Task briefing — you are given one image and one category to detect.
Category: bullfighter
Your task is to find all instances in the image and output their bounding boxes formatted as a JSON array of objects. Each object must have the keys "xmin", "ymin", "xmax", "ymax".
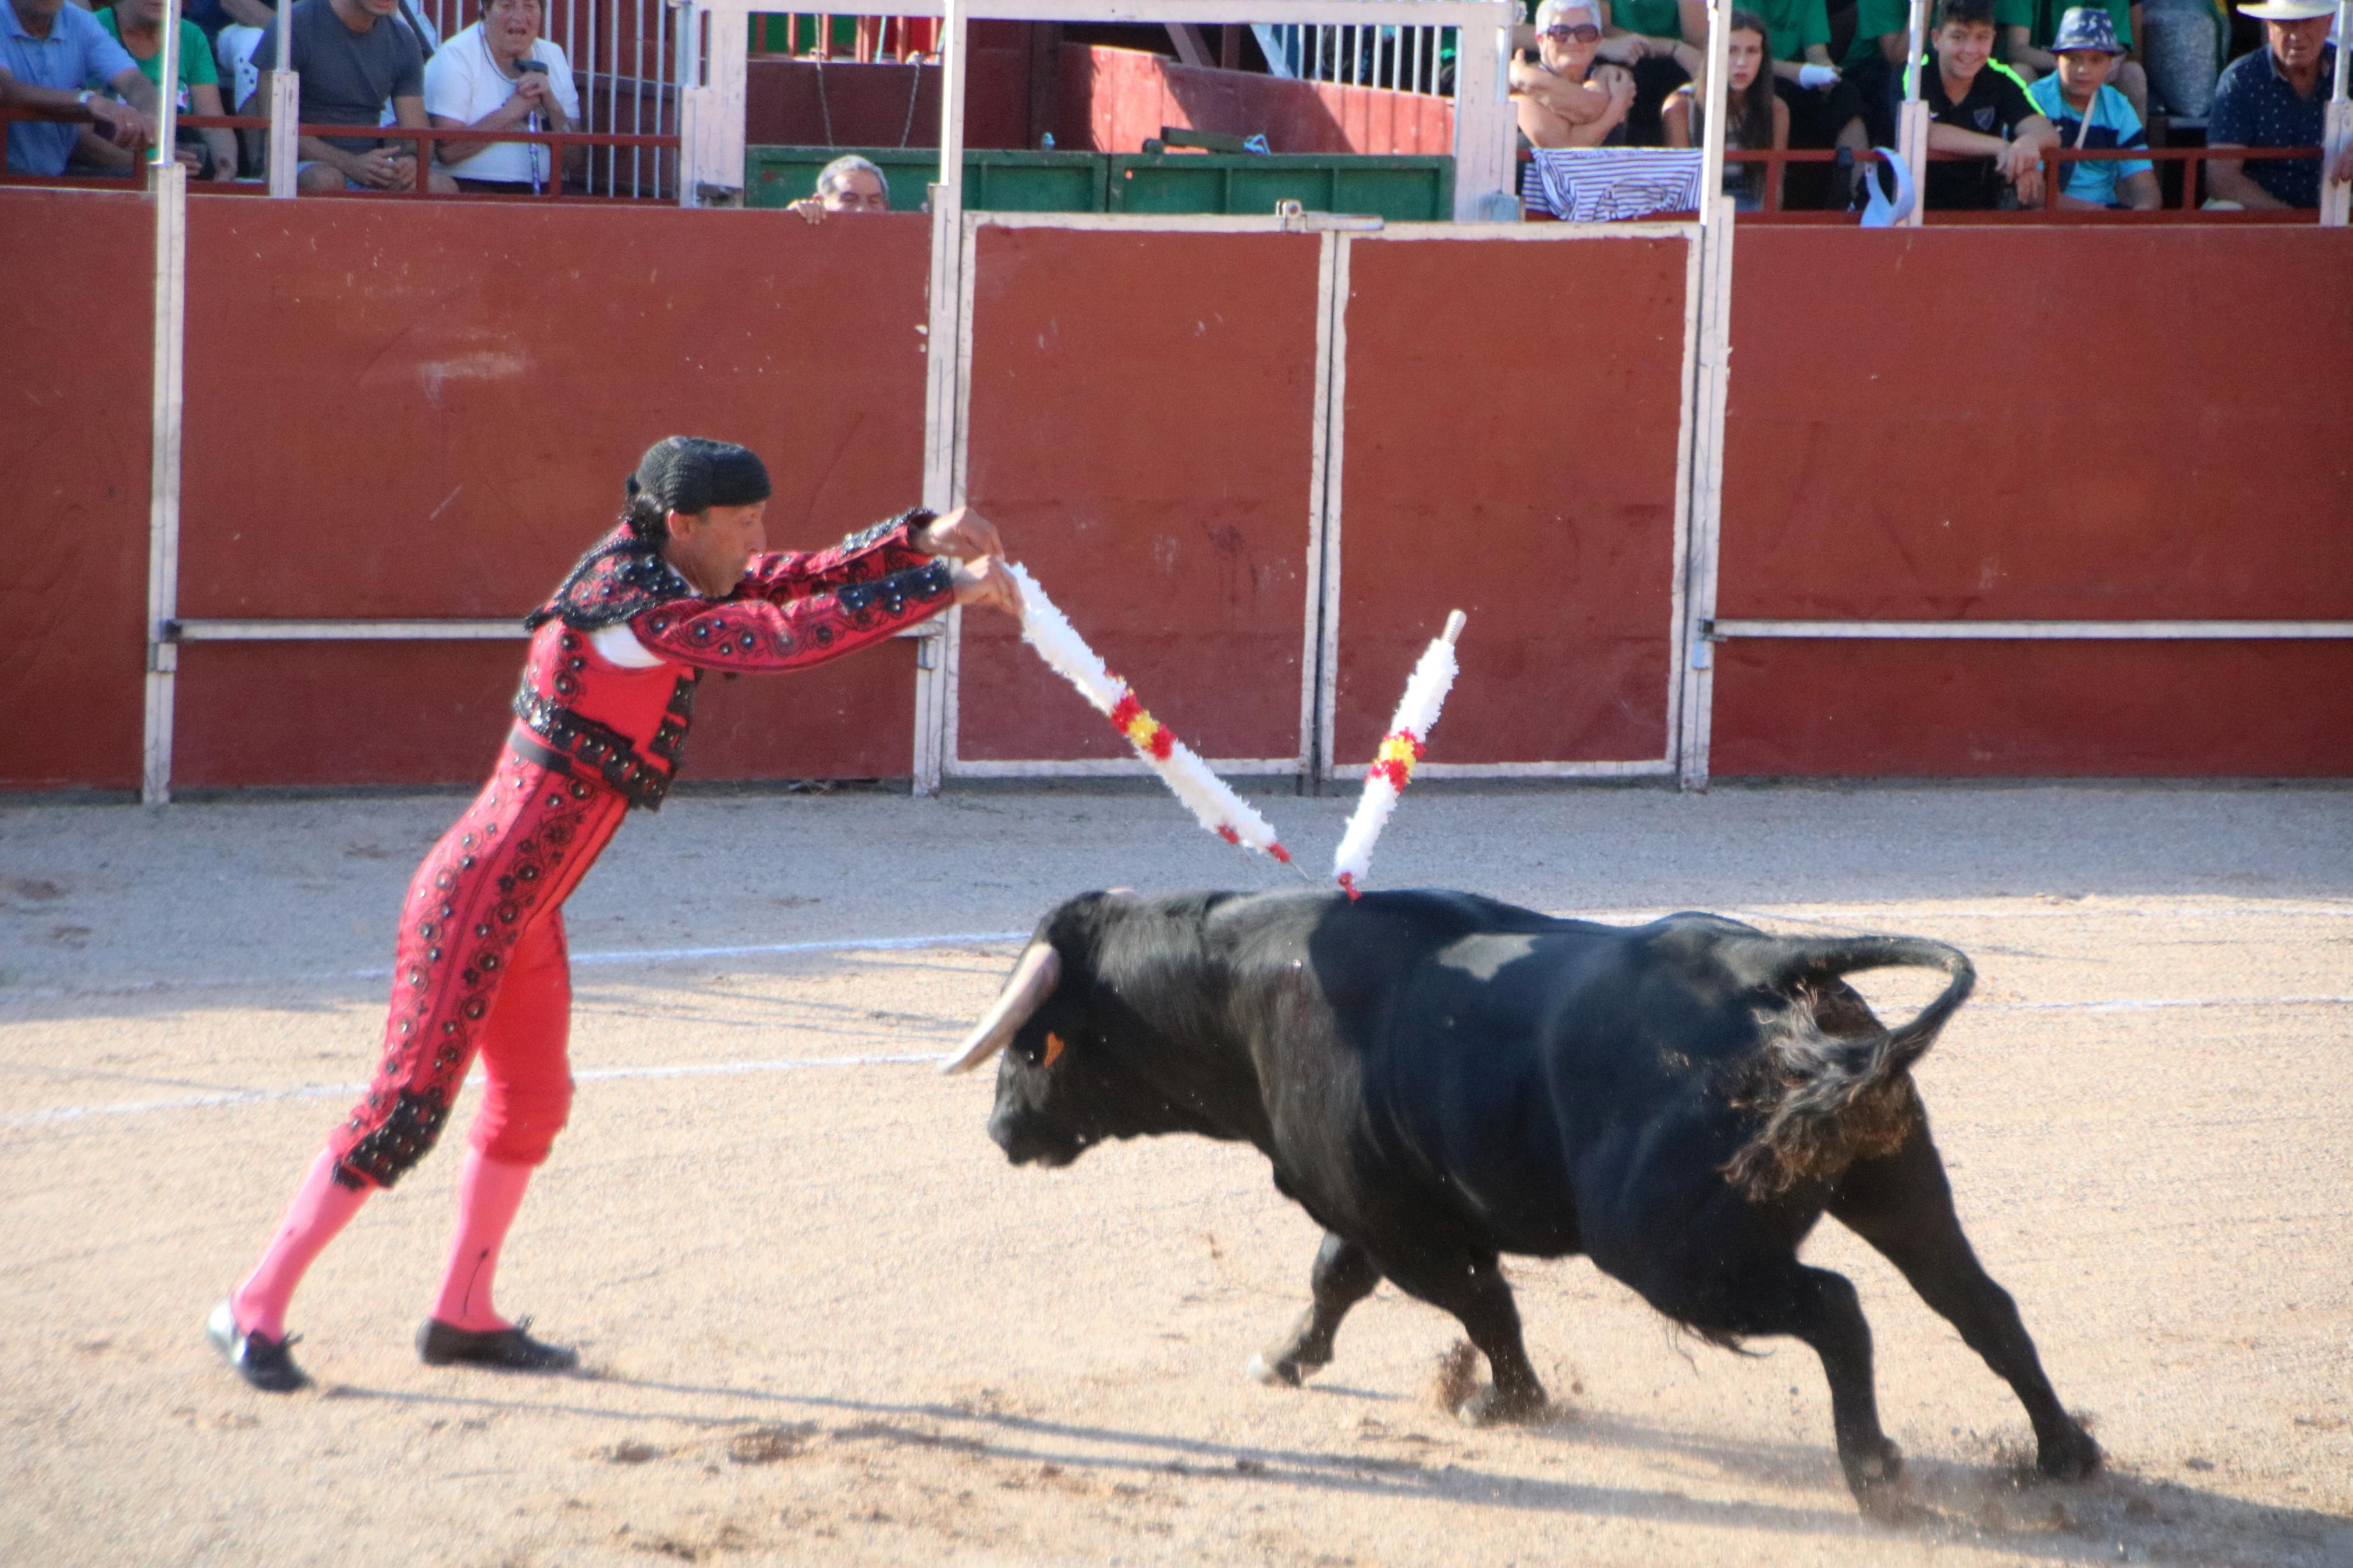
[{"xmin": 209, "ymin": 435, "xmax": 1020, "ymax": 1392}]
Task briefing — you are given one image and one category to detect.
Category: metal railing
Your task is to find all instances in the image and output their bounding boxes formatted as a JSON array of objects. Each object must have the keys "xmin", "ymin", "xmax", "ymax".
[
  {"xmin": 1634, "ymin": 143, "xmax": 2335, "ymax": 219},
  {"xmin": 1255, "ymin": 13, "xmax": 1455, "ymax": 93},
  {"xmin": 401, "ymin": 0, "xmax": 679, "ymax": 195},
  {"xmin": 0, "ymin": 106, "xmax": 679, "ymax": 198},
  {"xmin": 748, "ymin": 13, "xmax": 941, "ymax": 59}
]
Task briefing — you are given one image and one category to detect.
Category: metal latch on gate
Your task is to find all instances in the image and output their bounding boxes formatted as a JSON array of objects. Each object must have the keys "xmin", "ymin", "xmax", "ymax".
[{"xmin": 1276, "ymin": 200, "xmax": 1383, "ymax": 234}]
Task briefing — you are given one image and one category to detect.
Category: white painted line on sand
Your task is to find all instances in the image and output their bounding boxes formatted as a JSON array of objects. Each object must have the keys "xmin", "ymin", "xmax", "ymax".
[
  {"xmin": 0, "ymin": 931, "xmax": 1032, "ymax": 1002},
  {"xmin": 2, "ymin": 1051, "xmax": 947, "ymax": 1129},
  {"xmin": 6, "ymin": 993, "xmax": 2346, "ymax": 1131}
]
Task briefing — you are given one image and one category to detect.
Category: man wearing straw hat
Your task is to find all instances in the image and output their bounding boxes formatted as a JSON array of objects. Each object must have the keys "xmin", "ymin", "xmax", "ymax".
[{"xmin": 2205, "ymin": 0, "xmax": 2348, "ymax": 207}]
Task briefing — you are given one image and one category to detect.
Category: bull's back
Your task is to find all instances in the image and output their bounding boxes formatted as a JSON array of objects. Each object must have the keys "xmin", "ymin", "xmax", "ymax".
[{"xmin": 1296, "ymin": 895, "xmax": 1771, "ymax": 1257}]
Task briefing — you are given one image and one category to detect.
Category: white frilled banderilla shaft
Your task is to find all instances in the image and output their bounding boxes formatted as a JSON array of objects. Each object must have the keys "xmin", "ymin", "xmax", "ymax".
[
  {"xmin": 1005, "ymin": 563, "xmax": 1299, "ymax": 872},
  {"xmin": 1332, "ymin": 610, "xmax": 1465, "ymax": 899}
]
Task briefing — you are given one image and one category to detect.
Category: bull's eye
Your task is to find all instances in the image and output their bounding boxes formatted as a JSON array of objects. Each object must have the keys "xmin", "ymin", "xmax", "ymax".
[{"xmin": 1042, "ymin": 1032, "xmax": 1067, "ymax": 1069}]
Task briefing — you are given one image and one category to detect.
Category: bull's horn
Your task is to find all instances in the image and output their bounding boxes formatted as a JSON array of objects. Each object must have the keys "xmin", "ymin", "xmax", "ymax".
[{"xmin": 939, "ymin": 942, "xmax": 1062, "ymax": 1075}]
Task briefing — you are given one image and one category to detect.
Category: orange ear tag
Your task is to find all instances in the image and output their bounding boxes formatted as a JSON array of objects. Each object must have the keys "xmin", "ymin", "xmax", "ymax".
[{"xmin": 1042, "ymin": 1032, "xmax": 1067, "ymax": 1069}]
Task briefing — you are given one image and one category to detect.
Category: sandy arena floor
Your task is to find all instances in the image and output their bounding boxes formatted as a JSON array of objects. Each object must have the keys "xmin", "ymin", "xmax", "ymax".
[{"xmin": 2, "ymin": 781, "xmax": 2348, "ymax": 1567}]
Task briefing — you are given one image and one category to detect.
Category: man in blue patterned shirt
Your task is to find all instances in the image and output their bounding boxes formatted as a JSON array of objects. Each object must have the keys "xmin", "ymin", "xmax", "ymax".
[{"xmin": 2206, "ymin": 0, "xmax": 2348, "ymax": 208}]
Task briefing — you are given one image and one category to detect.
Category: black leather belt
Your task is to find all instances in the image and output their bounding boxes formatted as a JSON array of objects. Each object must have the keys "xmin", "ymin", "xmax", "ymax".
[{"xmin": 508, "ymin": 686, "xmax": 687, "ymax": 811}]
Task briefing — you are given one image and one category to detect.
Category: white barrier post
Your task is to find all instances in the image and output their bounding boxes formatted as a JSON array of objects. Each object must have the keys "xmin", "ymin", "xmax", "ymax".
[
  {"xmin": 913, "ymin": 0, "xmax": 969, "ymax": 794},
  {"xmin": 1449, "ymin": 0, "xmax": 1516, "ymax": 219},
  {"xmin": 144, "ymin": 155, "xmax": 190, "ymax": 805},
  {"xmin": 2322, "ymin": 0, "xmax": 2350, "ymax": 226},
  {"xmin": 1896, "ymin": 0, "xmax": 1929, "ymax": 225},
  {"xmin": 266, "ymin": 0, "xmax": 299, "ymax": 198}
]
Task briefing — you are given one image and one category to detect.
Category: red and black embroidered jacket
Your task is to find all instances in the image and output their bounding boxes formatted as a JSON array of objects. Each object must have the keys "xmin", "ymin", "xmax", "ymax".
[{"xmin": 508, "ymin": 510, "xmax": 953, "ymax": 808}]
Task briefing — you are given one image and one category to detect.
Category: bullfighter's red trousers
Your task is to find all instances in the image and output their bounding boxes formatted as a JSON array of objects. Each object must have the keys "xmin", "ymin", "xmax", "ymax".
[{"xmin": 327, "ymin": 749, "xmax": 626, "ymax": 1188}]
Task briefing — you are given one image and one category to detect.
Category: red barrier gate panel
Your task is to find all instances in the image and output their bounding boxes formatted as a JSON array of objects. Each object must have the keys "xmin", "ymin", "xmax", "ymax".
[
  {"xmin": 0, "ymin": 190, "xmax": 154, "ymax": 793},
  {"xmin": 1713, "ymin": 227, "xmax": 2353, "ymax": 777},
  {"xmin": 951, "ymin": 219, "xmax": 1324, "ymax": 773},
  {"xmin": 1327, "ymin": 227, "xmax": 1696, "ymax": 776},
  {"xmin": 173, "ymin": 202, "xmax": 934, "ymax": 788}
]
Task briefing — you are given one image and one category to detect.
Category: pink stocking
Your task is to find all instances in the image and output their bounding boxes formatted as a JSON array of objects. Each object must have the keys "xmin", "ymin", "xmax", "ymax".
[
  {"xmin": 232, "ymin": 1147, "xmax": 371, "ymax": 1340},
  {"xmin": 430, "ymin": 1149, "xmax": 535, "ymax": 1332}
]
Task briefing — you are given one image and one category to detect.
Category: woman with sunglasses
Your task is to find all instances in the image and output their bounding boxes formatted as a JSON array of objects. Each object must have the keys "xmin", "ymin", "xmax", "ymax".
[{"xmin": 1513, "ymin": 0, "xmax": 1637, "ymax": 146}]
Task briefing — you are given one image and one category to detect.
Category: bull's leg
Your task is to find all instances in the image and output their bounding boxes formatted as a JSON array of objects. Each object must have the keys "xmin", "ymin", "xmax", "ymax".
[
  {"xmin": 1379, "ymin": 1249, "xmax": 1548, "ymax": 1425},
  {"xmin": 1830, "ymin": 1126, "xmax": 2102, "ymax": 1482},
  {"xmin": 1691, "ymin": 1261, "xmax": 1905, "ymax": 1514},
  {"xmin": 1249, "ymin": 1231, "xmax": 1382, "ymax": 1388}
]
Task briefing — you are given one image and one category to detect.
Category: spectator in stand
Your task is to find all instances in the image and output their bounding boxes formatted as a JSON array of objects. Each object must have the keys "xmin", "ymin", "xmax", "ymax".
[
  {"xmin": 2002, "ymin": 0, "xmax": 2149, "ymax": 116},
  {"xmin": 424, "ymin": 0, "xmax": 581, "ymax": 192},
  {"xmin": 2, "ymin": 0, "xmax": 158, "ymax": 175},
  {"xmin": 241, "ymin": 0, "xmax": 456, "ymax": 193},
  {"xmin": 2205, "ymin": 0, "xmax": 2347, "ymax": 209},
  {"xmin": 1742, "ymin": 0, "xmax": 1851, "ymax": 202},
  {"xmin": 787, "ymin": 153, "xmax": 893, "ymax": 221},
  {"xmin": 90, "ymin": 0, "xmax": 239, "ymax": 180},
  {"xmin": 1838, "ymin": 0, "xmax": 1914, "ymax": 170},
  {"xmin": 1663, "ymin": 9, "xmax": 1791, "ymax": 208},
  {"xmin": 1593, "ymin": 0, "xmax": 1704, "ymax": 145},
  {"xmin": 1513, "ymin": 0, "xmax": 1637, "ymax": 147},
  {"xmin": 2025, "ymin": 6, "xmax": 2159, "ymax": 207},
  {"xmin": 1920, "ymin": 0, "xmax": 2058, "ymax": 207}
]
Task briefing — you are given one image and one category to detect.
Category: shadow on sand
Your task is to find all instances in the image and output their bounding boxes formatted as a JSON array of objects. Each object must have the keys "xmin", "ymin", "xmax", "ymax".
[{"xmin": 312, "ymin": 1370, "xmax": 2351, "ymax": 1565}]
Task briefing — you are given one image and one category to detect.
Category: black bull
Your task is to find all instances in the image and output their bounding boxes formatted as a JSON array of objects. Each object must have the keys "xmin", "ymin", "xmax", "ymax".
[{"xmin": 942, "ymin": 888, "xmax": 2101, "ymax": 1513}]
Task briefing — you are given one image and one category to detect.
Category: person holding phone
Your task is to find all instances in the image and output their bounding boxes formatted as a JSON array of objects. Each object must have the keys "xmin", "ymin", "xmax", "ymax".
[{"xmin": 422, "ymin": 0, "xmax": 579, "ymax": 191}]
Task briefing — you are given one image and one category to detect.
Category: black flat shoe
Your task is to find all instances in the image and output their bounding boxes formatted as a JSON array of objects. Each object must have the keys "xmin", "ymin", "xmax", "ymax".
[
  {"xmin": 416, "ymin": 1315, "xmax": 578, "ymax": 1371},
  {"xmin": 207, "ymin": 1298, "xmax": 310, "ymax": 1393}
]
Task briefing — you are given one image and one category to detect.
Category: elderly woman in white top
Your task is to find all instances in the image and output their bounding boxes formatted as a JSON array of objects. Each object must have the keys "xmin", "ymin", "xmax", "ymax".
[{"xmin": 423, "ymin": 0, "xmax": 581, "ymax": 190}]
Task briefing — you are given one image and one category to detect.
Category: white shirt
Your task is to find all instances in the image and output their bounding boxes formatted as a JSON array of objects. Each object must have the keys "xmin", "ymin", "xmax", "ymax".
[{"xmin": 421, "ymin": 22, "xmax": 578, "ymax": 186}]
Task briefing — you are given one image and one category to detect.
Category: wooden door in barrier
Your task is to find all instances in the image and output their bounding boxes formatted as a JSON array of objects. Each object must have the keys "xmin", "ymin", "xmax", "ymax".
[
  {"xmin": 1324, "ymin": 228, "xmax": 1696, "ymax": 778},
  {"xmin": 950, "ymin": 221, "xmax": 1325, "ymax": 774},
  {"xmin": 0, "ymin": 190, "xmax": 154, "ymax": 793},
  {"xmin": 172, "ymin": 202, "xmax": 934, "ymax": 790}
]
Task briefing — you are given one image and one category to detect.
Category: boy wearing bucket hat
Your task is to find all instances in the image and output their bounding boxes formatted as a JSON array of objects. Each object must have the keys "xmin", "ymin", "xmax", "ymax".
[
  {"xmin": 2001, "ymin": 0, "xmax": 2149, "ymax": 119},
  {"xmin": 2206, "ymin": 0, "xmax": 2345, "ymax": 208},
  {"xmin": 2024, "ymin": 6, "xmax": 2160, "ymax": 207}
]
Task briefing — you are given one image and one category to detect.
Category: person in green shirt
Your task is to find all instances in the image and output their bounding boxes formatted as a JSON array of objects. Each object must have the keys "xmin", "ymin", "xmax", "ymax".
[{"xmin": 93, "ymin": 0, "xmax": 236, "ymax": 179}]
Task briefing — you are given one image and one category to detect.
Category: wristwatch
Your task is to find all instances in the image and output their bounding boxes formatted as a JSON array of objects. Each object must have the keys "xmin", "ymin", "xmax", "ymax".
[{"xmin": 76, "ymin": 89, "xmax": 95, "ymax": 109}]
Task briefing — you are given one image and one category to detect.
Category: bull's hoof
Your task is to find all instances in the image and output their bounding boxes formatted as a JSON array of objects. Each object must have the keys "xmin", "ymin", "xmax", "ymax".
[
  {"xmin": 1844, "ymin": 1440, "xmax": 1918, "ymax": 1521},
  {"xmin": 1247, "ymin": 1353, "xmax": 1304, "ymax": 1388},
  {"xmin": 2036, "ymin": 1421, "xmax": 2103, "ymax": 1482},
  {"xmin": 1456, "ymin": 1381, "xmax": 1548, "ymax": 1427}
]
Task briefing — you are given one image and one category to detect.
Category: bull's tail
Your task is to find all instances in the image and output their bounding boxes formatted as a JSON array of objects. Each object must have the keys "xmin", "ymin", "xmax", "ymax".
[{"xmin": 1723, "ymin": 935, "xmax": 1975, "ymax": 1199}]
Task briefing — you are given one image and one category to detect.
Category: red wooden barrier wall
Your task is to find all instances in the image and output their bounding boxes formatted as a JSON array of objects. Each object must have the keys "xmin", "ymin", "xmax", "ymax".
[
  {"xmin": 7, "ymin": 207, "xmax": 2351, "ymax": 795},
  {"xmin": 1332, "ymin": 233, "xmax": 1690, "ymax": 769},
  {"xmin": 1713, "ymin": 226, "xmax": 2353, "ymax": 776},
  {"xmin": 954, "ymin": 224, "xmax": 1323, "ymax": 767},
  {"xmin": 172, "ymin": 200, "xmax": 934, "ymax": 789},
  {"xmin": 0, "ymin": 191, "xmax": 152, "ymax": 792}
]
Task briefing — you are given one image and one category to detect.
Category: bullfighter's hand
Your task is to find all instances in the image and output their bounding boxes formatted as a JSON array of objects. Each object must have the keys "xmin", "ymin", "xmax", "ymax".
[
  {"xmin": 949, "ymin": 556, "xmax": 1023, "ymax": 618},
  {"xmin": 915, "ymin": 506, "xmax": 1005, "ymax": 562}
]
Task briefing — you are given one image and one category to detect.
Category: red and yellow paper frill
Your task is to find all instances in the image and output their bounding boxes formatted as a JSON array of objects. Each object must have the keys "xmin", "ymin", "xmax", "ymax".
[
  {"xmin": 1370, "ymin": 730, "xmax": 1427, "ymax": 792},
  {"xmin": 1108, "ymin": 689, "xmax": 1175, "ymax": 761}
]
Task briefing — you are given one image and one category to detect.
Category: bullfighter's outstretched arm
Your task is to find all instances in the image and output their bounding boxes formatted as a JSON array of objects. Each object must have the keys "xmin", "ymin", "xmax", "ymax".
[
  {"xmin": 626, "ymin": 558, "xmax": 953, "ymax": 674},
  {"xmin": 737, "ymin": 509, "xmax": 939, "ymax": 600}
]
